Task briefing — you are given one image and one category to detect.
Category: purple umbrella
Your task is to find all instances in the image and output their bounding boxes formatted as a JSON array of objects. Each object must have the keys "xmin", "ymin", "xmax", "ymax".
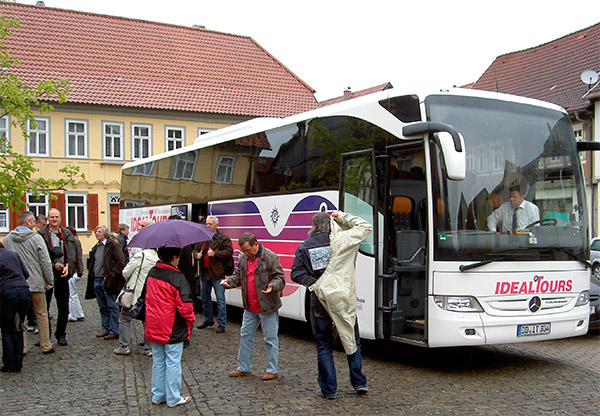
[{"xmin": 128, "ymin": 219, "xmax": 215, "ymax": 249}]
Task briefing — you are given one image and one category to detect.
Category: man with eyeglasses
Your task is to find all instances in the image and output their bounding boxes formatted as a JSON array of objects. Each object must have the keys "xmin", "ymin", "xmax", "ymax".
[{"xmin": 221, "ymin": 232, "xmax": 285, "ymax": 381}]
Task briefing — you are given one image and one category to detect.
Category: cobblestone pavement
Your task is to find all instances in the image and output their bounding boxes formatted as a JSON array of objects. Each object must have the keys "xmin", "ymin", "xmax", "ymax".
[{"xmin": 1, "ymin": 282, "xmax": 598, "ymax": 415}]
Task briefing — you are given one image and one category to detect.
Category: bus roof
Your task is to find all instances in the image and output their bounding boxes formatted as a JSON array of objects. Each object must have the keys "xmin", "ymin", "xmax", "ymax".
[{"xmin": 122, "ymin": 87, "xmax": 566, "ymax": 170}]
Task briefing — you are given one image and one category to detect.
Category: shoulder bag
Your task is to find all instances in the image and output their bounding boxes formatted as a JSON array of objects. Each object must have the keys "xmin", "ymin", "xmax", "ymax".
[{"xmin": 117, "ymin": 253, "xmax": 145, "ymax": 308}]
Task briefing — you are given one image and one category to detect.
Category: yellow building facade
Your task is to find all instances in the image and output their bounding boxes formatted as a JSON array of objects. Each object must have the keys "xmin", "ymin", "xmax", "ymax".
[{"xmin": 2, "ymin": 105, "xmax": 246, "ymax": 253}]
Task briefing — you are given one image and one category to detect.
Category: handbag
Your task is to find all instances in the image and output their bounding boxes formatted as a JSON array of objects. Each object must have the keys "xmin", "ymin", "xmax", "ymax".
[
  {"xmin": 129, "ymin": 283, "xmax": 146, "ymax": 321},
  {"xmin": 117, "ymin": 253, "xmax": 145, "ymax": 308},
  {"xmin": 116, "ymin": 287, "xmax": 135, "ymax": 308}
]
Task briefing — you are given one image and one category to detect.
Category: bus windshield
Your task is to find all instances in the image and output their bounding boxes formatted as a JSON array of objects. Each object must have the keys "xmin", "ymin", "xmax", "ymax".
[{"xmin": 426, "ymin": 94, "xmax": 588, "ymax": 262}]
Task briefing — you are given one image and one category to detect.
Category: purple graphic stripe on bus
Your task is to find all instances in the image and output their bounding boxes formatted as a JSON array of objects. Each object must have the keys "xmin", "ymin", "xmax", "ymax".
[
  {"xmin": 293, "ymin": 195, "xmax": 337, "ymax": 212},
  {"xmin": 219, "ymin": 215, "xmax": 266, "ymax": 227},
  {"xmin": 284, "ymin": 212, "xmax": 323, "ymax": 226},
  {"xmin": 220, "ymin": 227, "xmax": 310, "ymax": 241},
  {"xmin": 210, "ymin": 201, "xmax": 259, "ymax": 215}
]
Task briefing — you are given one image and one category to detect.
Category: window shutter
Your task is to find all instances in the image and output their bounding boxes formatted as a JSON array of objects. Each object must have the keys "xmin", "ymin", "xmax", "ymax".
[
  {"xmin": 50, "ymin": 193, "xmax": 65, "ymax": 213},
  {"xmin": 88, "ymin": 193, "xmax": 99, "ymax": 230},
  {"xmin": 9, "ymin": 196, "xmax": 27, "ymax": 231}
]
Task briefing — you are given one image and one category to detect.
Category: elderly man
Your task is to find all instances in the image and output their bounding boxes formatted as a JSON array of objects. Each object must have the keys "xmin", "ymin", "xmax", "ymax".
[
  {"xmin": 487, "ymin": 184, "xmax": 540, "ymax": 234},
  {"xmin": 38, "ymin": 208, "xmax": 77, "ymax": 346},
  {"xmin": 193, "ymin": 215, "xmax": 232, "ymax": 333},
  {"xmin": 221, "ymin": 232, "xmax": 285, "ymax": 381},
  {"xmin": 3, "ymin": 211, "xmax": 55, "ymax": 354},
  {"xmin": 85, "ymin": 225, "xmax": 126, "ymax": 340}
]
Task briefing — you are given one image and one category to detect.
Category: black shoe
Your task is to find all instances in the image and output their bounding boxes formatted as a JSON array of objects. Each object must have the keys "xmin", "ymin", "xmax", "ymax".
[
  {"xmin": 58, "ymin": 336, "xmax": 68, "ymax": 346},
  {"xmin": 197, "ymin": 321, "xmax": 214, "ymax": 329},
  {"xmin": 35, "ymin": 341, "xmax": 41, "ymax": 347},
  {"xmin": 0, "ymin": 367, "xmax": 20, "ymax": 373},
  {"xmin": 215, "ymin": 326, "xmax": 225, "ymax": 333},
  {"xmin": 42, "ymin": 348, "xmax": 56, "ymax": 355}
]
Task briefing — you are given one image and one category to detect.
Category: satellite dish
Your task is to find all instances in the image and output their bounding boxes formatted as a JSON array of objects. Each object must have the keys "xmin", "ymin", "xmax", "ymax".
[{"xmin": 580, "ymin": 70, "xmax": 599, "ymax": 85}]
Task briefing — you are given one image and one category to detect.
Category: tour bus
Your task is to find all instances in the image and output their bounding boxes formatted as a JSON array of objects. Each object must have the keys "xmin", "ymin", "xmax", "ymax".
[{"xmin": 120, "ymin": 87, "xmax": 595, "ymax": 347}]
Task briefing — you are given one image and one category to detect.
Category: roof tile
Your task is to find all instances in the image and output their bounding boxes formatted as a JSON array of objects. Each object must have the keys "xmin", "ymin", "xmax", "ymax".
[
  {"xmin": 471, "ymin": 22, "xmax": 600, "ymax": 112},
  {"xmin": 0, "ymin": 3, "xmax": 318, "ymax": 117}
]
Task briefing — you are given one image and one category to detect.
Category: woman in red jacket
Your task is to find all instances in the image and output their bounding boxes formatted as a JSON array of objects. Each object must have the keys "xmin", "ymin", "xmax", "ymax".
[{"xmin": 145, "ymin": 247, "xmax": 195, "ymax": 408}]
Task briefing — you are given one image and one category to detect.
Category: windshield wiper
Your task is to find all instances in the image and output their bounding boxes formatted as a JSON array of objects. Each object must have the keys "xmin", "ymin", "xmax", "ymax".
[
  {"xmin": 460, "ymin": 256, "xmax": 506, "ymax": 272},
  {"xmin": 557, "ymin": 248, "xmax": 591, "ymax": 269}
]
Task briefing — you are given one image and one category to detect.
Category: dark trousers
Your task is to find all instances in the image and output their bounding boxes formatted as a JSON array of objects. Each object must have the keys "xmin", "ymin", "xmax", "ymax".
[
  {"xmin": 1, "ymin": 286, "xmax": 30, "ymax": 371},
  {"xmin": 311, "ymin": 294, "xmax": 366, "ymax": 396},
  {"xmin": 47, "ymin": 270, "xmax": 70, "ymax": 339}
]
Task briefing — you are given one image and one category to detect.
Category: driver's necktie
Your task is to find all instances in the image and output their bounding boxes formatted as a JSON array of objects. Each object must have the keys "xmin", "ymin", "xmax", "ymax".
[{"xmin": 512, "ymin": 208, "xmax": 519, "ymax": 230}]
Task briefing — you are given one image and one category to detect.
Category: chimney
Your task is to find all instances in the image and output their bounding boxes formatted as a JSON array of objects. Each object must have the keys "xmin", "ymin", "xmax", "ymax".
[{"xmin": 342, "ymin": 87, "xmax": 352, "ymax": 101}]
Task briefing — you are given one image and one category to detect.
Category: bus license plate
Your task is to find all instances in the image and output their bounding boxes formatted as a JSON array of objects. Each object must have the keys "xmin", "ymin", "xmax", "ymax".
[{"xmin": 517, "ymin": 323, "xmax": 551, "ymax": 336}]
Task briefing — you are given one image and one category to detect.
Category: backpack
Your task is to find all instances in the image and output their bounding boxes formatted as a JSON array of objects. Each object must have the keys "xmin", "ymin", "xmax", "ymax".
[{"xmin": 224, "ymin": 255, "xmax": 234, "ymax": 276}]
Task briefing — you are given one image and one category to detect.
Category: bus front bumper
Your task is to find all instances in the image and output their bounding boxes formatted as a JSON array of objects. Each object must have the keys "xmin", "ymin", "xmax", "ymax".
[{"xmin": 427, "ymin": 297, "xmax": 590, "ymax": 348}]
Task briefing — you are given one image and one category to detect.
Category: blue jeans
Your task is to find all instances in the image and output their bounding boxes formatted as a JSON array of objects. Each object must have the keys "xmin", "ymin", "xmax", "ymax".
[
  {"xmin": 1, "ymin": 286, "xmax": 30, "ymax": 371},
  {"xmin": 201, "ymin": 271, "xmax": 227, "ymax": 327},
  {"xmin": 150, "ymin": 342, "xmax": 184, "ymax": 406},
  {"xmin": 237, "ymin": 310, "xmax": 279, "ymax": 374},
  {"xmin": 312, "ymin": 295, "xmax": 366, "ymax": 396},
  {"xmin": 94, "ymin": 278, "xmax": 119, "ymax": 335}
]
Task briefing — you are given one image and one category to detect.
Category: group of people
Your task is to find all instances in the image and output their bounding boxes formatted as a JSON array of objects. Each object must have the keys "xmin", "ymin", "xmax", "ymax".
[
  {"xmin": 0, "ymin": 208, "xmax": 84, "ymax": 372},
  {"xmin": 1, "ymin": 208, "xmax": 372, "ymax": 406}
]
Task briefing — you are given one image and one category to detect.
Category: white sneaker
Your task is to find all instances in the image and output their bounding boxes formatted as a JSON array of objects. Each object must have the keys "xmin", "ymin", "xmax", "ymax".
[
  {"xmin": 113, "ymin": 346, "xmax": 131, "ymax": 355},
  {"xmin": 167, "ymin": 396, "xmax": 191, "ymax": 408}
]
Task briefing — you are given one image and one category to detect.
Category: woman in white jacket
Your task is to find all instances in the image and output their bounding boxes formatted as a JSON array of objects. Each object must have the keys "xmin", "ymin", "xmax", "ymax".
[{"xmin": 113, "ymin": 248, "xmax": 158, "ymax": 356}]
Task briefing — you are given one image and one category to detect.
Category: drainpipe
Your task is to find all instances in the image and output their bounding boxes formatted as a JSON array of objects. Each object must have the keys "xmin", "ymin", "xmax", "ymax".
[{"xmin": 575, "ymin": 111, "xmax": 595, "ymax": 237}]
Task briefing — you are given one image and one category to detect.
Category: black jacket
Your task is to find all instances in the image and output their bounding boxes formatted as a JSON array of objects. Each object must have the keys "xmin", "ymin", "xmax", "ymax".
[
  {"xmin": 85, "ymin": 239, "xmax": 126, "ymax": 298},
  {"xmin": 290, "ymin": 231, "xmax": 331, "ymax": 288}
]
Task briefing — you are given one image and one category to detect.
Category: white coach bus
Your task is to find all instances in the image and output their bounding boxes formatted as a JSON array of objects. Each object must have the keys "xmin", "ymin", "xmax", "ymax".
[{"xmin": 121, "ymin": 87, "xmax": 595, "ymax": 347}]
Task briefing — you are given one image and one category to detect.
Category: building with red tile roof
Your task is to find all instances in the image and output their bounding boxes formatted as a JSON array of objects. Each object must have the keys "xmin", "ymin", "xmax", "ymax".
[
  {"xmin": 0, "ymin": 2, "xmax": 318, "ymax": 250},
  {"xmin": 471, "ymin": 22, "xmax": 600, "ymax": 113},
  {"xmin": 1, "ymin": 2, "xmax": 317, "ymax": 117}
]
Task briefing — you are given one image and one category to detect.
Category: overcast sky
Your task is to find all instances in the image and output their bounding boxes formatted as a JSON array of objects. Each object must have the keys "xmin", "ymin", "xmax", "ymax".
[{"xmin": 18, "ymin": 0, "xmax": 600, "ymax": 101}]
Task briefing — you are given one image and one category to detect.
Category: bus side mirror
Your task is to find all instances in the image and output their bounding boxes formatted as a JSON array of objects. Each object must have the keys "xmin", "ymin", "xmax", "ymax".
[
  {"xmin": 435, "ymin": 132, "xmax": 466, "ymax": 180},
  {"xmin": 577, "ymin": 141, "xmax": 600, "ymax": 152},
  {"xmin": 402, "ymin": 122, "xmax": 466, "ymax": 181}
]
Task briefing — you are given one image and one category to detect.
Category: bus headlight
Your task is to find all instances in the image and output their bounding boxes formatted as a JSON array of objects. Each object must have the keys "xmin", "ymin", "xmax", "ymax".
[
  {"xmin": 575, "ymin": 290, "xmax": 589, "ymax": 306},
  {"xmin": 434, "ymin": 295, "xmax": 483, "ymax": 312}
]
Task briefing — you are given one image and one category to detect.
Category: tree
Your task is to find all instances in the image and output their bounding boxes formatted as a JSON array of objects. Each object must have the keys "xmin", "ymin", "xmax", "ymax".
[{"xmin": 0, "ymin": 7, "xmax": 82, "ymax": 210}]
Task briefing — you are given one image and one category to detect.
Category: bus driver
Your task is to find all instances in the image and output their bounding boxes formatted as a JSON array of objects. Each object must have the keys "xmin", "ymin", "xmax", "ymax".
[{"xmin": 487, "ymin": 184, "xmax": 539, "ymax": 234}]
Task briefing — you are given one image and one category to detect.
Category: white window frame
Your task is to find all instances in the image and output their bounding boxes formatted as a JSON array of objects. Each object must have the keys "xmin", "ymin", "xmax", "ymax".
[
  {"xmin": 170, "ymin": 151, "xmax": 198, "ymax": 180},
  {"xmin": 197, "ymin": 127, "xmax": 215, "ymax": 138},
  {"xmin": 103, "ymin": 121, "xmax": 124, "ymax": 161},
  {"xmin": 26, "ymin": 117, "xmax": 50, "ymax": 156},
  {"xmin": 491, "ymin": 145, "xmax": 503, "ymax": 172},
  {"xmin": 65, "ymin": 119, "xmax": 88, "ymax": 158},
  {"xmin": 0, "ymin": 203, "xmax": 8, "ymax": 232},
  {"xmin": 574, "ymin": 129, "xmax": 586, "ymax": 164},
  {"xmin": 0, "ymin": 115, "xmax": 10, "ymax": 154},
  {"xmin": 165, "ymin": 126, "xmax": 185, "ymax": 152},
  {"xmin": 131, "ymin": 123, "xmax": 152, "ymax": 160},
  {"xmin": 476, "ymin": 147, "xmax": 488, "ymax": 174},
  {"xmin": 26, "ymin": 193, "xmax": 49, "ymax": 218},
  {"xmin": 214, "ymin": 155, "xmax": 235, "ymax": 184},
  {"xmin": 65, "ymin": 192, "xmax": 87, "ymax": 231}
]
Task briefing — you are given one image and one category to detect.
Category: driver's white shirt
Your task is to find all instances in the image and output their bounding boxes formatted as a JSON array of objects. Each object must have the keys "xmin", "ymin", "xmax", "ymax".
[{"xmin": 487, "ymin": 200, "xmax": 540, "ymax": 233}]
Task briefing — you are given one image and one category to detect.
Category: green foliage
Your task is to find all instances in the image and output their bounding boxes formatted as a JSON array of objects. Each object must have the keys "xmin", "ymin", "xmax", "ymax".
[{"xmin": 0, "ymin": 8, "xmax": 81, "ymax": 210}]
